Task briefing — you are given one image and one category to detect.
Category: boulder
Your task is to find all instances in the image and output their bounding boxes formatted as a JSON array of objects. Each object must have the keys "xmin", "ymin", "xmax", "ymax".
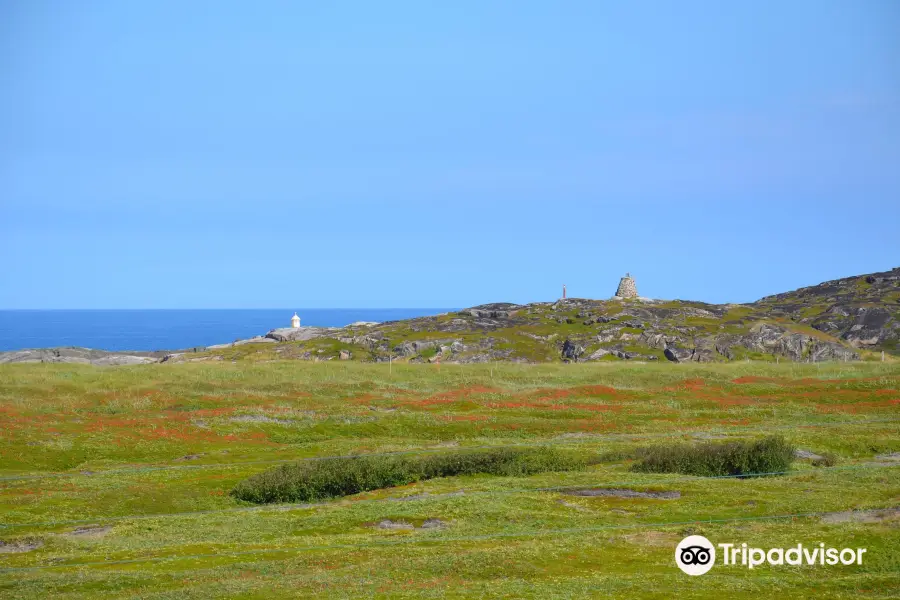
[
  {"xmin": 585, "ymin": 348, "xmax": 610, "ymax": 360},
  {"xmin": 393, "ymin": 340, "xmax": 439, "ymax": 356},
  {"xmin": 664, "ymin": 345, "xmax": 695, "ymax": 363},
  {"xmin": 561, "ymin": 339, "xmax": 584, "ymax": 361}
]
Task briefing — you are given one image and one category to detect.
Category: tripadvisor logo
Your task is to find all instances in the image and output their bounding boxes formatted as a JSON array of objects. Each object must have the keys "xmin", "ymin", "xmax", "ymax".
[
  {"xmin": 676, "ymin": 535, "xmax": 716, "ymax": 576},
  {"xmin": 675, "ymin": 535, "xmax": 867, "ymax": 575}
]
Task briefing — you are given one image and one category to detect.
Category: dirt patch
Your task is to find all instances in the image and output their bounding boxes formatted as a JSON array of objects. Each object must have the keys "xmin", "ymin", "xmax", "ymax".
[
  {"xmin": 174, "ymin": 453, "xmax": 205, "ymax": 461},
  {"xmin": 874, "ymin": 452, "xmax": 900, "ymax": 461},
  {"xmin": 621, "ymin": 531, "xmax": 676, "ymax": 547},
  {"xmin": 389, "ymin": 491, "xmax": 465, "ymax": 502},
  {"xmin": 373, "ymin": 518, "xmax": 448, "ymax": 530},
  {"xmin": 429, "ymin": 441, "xmax": 459, "ymax": 448},
  {"xmin": 795, "ymin": 449, "xmax": 825, "ymax": 460},
  {"xmin": 820, "ymin": 508, "xmax": 900, "ymax": 524},
  {"xmin": 376, "ymin": 519, "xmax": 415, "ymax": 530},
  {"xmin": 692, "ymin": 432, "xmax": 730, "ymax": 440},
  {"xmin": 0, "ymin": 539, "xmax": 43, "ymax": 553},
  {"xmin": 67, "ymin": 525, "xmax": 112, "ymax": 537},
  {"xmin": 562, "ymin": 488, "xmax": 680, "ymax": 499},
  {"xmin": 557, "ymin": 499, "xmax": 591, "ymax": 512},
  {"xmin": 230, "ymin": 415, "xmax": 293, "ymax": 425},
  {"xmin": 420, "ymin": 518, "xmax": 446, "ymax": 529}
]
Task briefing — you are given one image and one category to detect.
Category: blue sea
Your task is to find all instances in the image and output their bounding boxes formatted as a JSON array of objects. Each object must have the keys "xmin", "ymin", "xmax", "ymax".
[{"xmin": 0, "ymin": 309, "xmax": 455, "ymax": 352}]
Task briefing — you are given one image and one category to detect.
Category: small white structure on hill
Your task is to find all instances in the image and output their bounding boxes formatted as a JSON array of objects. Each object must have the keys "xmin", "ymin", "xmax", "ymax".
[{"xmin": 291, "ymin": 313, "xmax": 301, "ymax": 328}]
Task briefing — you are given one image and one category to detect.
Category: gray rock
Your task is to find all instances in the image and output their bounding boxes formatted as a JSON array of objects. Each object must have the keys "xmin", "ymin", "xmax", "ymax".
[
  {"xmin": 394, "ymin": 340, "xmax": 439, "ymax": 356},
  {"xmin": 585, "ymin": 348, "xmax": 610, "ymax": 360},
  {"xmin": 0, "ymin": 348, "xmax": 157, "ymax": 366},
  {"xmin": 265, "ymin": 327, "xmax": 332, "ymax": 342},
  {"xmin": 561, "ymin": 339, "xmax": 584, "ymax": 361},
  {"xmin": 663, "ymin": 345, "xmax": 694, "ymax": 363},
  {"xmin": 208, "ymin": 336, "xmax": 276, "ymax": 349}
]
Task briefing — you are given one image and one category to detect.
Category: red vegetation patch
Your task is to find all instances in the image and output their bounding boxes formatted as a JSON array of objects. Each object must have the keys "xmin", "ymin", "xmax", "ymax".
[
  {"xmin": 439, "ymin": 415, "xmax": 490, "ymax": 422},
  {"xmin": 709, "ymin": 395, "xmax": 760, "ymax": 406},
  {"xmin": 529, "ymin": 388, "xmax": 572, "ymax": 401},
  {"xmin": 816, "ymin": 398, "xmax": 900, "ymax": 413},
  {"xmin": 347, "ymin": 394, "xmax": 381, "ymax": 405},
  {"xmin": 663, "ymin": 378, "xmax": 707, "ymax": 392},
  {"xmin": 731, "ymin": 376, "xmax": 781, "ymax": 385},
  {"xmin": 484, "ymin": 401, "xmax": 622, "ymax": 412},
  {"xmin": 406, "ymin": 385, "xmax": 501, "ymax": 407},
  {"xmin": 572, "ymin": 385, "xmax": 622, "ymax": 398}
]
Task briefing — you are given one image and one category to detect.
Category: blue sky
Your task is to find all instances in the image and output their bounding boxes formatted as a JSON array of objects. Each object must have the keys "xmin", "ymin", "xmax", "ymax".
[{"xmin": 1, "ymin": 1, "xmax": 898, "ymax": 308}]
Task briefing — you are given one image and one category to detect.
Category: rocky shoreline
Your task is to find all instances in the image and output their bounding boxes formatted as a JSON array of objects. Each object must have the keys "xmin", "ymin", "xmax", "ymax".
[{"xmin": 2, "ymin": 267, "xmax": 897, "ymax": 366}]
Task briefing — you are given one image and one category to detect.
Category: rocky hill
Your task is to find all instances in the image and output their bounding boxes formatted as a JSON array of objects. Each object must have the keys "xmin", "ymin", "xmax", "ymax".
[
  {"xmin": 164, "ymin": 267, "xmax": 899, "ymax": 365},
  {"xmin": 3, "ymin": 267, "xmax": 897, "ymax": 365}
]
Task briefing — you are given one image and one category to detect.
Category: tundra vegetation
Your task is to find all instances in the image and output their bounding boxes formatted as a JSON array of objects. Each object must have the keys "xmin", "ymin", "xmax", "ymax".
[
  {"xmin": 631, "ymin": 436, "xmax": 796, "ymax": 477},
  {"xmin": 0, "ymin": 361, "xmax": 898, "ymax": 598}
]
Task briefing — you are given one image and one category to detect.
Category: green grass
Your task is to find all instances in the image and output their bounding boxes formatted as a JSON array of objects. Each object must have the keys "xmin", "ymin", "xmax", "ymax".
[{"xmin": 0, "ymin": 361, "xmax": 898, "ymax": 598}]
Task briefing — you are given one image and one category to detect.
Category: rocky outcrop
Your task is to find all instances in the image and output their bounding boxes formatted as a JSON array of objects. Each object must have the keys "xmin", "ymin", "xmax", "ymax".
[
  {"xmin": 207, "ymin": 336, "xmax": 276, "ymax": 349},
  {"xmin": 265, "ymin": 327, "xmax": 334, "ymax": 342},
  {"xmin": 755, "ymin": 266, "xmax": 899, "ymax": 353},
  {"xmin": 0, "ymin": 348, "xmax": 158, "ymax": 366},
  {"xmin": 720, "ymin": 324, "xmax": 859, "ymax": 362}
]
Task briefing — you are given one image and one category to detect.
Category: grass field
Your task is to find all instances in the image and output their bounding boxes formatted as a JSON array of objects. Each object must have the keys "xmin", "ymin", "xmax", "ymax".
[{"xmin": 0, "ymin": 361, "xmax": 898, "ymax": 598}]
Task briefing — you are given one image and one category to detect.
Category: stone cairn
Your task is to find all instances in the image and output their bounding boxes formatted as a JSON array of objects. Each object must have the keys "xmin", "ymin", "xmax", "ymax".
[{"xmin": 614, "ymin": 273, "xmax": 638, "ymax": 299}]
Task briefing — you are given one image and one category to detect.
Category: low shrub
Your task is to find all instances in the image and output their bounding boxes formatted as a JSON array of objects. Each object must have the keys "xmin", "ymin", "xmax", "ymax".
[
  {"xmin": 232, "ymin": 447, "xmax": 587, "ymax": 504},
  {"xmin": 630, "ymin": 436, "xmax": 795, "ymax": 477}
]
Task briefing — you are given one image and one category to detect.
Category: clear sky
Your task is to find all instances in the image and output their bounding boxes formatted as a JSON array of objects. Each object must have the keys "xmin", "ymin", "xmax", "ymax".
[{"xmin": 1, "ymin": 1, "xmax": 898, "ymax": 309}]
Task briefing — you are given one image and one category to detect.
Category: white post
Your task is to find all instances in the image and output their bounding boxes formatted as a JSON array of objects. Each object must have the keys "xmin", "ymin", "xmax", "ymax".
[{"xmin": 883, "ymin": 350, "xmax": 886, "ymax": 362}]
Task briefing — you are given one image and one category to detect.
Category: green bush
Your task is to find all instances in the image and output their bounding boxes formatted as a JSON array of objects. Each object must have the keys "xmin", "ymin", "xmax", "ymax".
[
  {"xmin": 630, "ymin": 436, "xmax": 795, "ymax": 477},
  {"xmin": 232, "ymin": 447, "xmax": 586, "ymax": 504}
]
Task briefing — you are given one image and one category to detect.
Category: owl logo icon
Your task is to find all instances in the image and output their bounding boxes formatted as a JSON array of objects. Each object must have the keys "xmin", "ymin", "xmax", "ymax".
[{"xmin": 675, "ymin": 535, "xmax": 716, "ymax": 575}]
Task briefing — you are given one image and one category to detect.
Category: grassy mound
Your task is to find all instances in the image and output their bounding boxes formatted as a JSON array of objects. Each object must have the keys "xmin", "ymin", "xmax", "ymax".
[
  {"xmin": 232, "ymin": 447, "xmax": 588, "ymax": 504},
  {"xmin": 631, "ymin": 436, "xmax": 795, "ymax": 477}
]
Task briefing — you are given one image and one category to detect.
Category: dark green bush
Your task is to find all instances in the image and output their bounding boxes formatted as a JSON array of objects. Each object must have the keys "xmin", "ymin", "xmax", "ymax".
[
  {"xmin": 630, "ymin": 436, "xmax": 795, "ymax": 477},
  {"xmin": 232, "ymin": 447, "xmax": 586, "ymax": 504}
]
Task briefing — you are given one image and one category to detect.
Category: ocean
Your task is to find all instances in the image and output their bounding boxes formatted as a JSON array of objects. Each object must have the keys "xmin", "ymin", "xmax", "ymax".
[{"xmin": 0, "ymin": 309, "xmax": 456, "ymax": 352}]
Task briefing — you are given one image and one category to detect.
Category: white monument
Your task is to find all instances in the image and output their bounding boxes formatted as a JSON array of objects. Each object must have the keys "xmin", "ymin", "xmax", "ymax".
[{"xmin": 290, "ymin": 313, "xmax": 301, "ymax": 328}]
